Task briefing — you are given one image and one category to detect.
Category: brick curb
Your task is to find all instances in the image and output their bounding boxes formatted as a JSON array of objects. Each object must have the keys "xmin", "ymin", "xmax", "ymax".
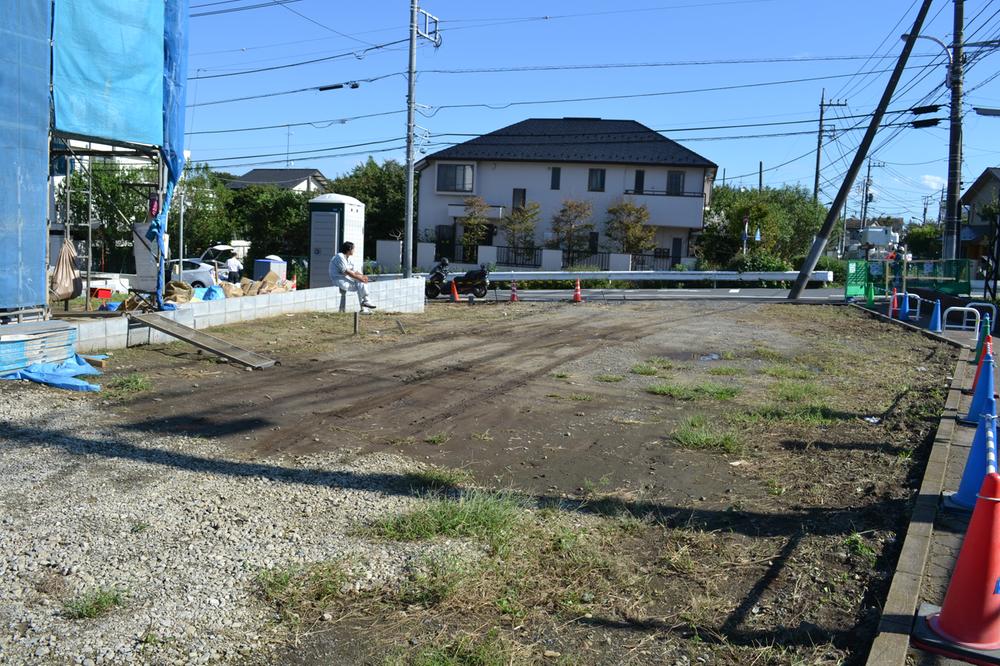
[{"xmin": 864, "ymin": 347, "xmax": 972, "ymax": 665}]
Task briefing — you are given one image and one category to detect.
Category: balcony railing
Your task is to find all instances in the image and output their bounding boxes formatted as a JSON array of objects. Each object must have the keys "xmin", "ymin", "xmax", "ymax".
[
  {"xmin": 624, "ymin": 189, "xmax": 704, "ymax": 198},
  {"xmin": 496, "ymin": 246, "xmax": 542, "ymax": 267}
]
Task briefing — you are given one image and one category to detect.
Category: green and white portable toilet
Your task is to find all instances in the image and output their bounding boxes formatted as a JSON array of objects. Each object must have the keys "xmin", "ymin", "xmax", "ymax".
[{"xmin": 308, "ymin": 193, "xmax": 365, "ymax": 288}]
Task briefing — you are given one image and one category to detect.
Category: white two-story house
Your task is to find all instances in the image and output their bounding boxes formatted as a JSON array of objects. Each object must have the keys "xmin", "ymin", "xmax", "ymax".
[{"xmin": 415, "ymin": 117, "xmax": 717, "ymax": 263}]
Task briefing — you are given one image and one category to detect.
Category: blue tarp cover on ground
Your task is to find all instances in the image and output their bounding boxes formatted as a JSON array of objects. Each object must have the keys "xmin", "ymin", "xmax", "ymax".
[
  {"xmin": 0, "ymin": 2, "xmax": 51, "ymax": 310},
  {"xmin": 52, "ymin": 0, "xmax": 165, "ymax": 146},
  {"xmin": 1, "ymin": 354, "xmax": 102, "ymax": 392}
]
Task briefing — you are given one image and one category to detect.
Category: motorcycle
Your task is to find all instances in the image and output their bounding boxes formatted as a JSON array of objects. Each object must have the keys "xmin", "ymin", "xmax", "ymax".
[{"xmin": 424, "ymin": 258, "xmax": 490, "ymax": 299}]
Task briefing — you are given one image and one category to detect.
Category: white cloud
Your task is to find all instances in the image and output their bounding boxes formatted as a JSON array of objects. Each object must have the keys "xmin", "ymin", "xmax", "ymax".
[{"xmin": 921, "ymin": 174, "xmax": 946, "ymax": 190}]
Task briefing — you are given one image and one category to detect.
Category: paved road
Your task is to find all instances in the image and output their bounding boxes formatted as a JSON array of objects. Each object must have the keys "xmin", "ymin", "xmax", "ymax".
[{"xmin": 442, "ymin": 287, "xmax": 846, "ymax": 303}]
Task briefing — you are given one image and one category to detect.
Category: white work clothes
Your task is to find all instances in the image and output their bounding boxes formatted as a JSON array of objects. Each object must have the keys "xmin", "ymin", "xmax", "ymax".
[
  {"xmin": 225, "ymin": 256, "xmax": 243, "ymax": 272},
  {"xmin": 329, "ymin": 252, "xmax": 369, "ymax": 301}
]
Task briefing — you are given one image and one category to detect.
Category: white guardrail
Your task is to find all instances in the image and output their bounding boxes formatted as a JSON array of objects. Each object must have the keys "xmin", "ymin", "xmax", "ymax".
[{"xmin": 375, "ymin": 270, "xmax": 834, "ymax": 283}]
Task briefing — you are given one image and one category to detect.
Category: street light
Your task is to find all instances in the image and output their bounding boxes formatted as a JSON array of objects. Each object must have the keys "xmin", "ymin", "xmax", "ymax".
[{"xmin": 901, "ymin": 34, "xmax": 953, "ymax": 86}]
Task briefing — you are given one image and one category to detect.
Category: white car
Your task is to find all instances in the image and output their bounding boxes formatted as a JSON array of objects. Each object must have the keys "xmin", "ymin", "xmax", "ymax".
[{"xmin": 167, "ymin": 258, "xmax": 218, "ymax": 288}]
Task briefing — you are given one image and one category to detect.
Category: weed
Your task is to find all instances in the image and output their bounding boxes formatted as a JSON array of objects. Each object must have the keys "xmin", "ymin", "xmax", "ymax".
[
  {"xmin": 569, "ymin": 393, "xmax": 593, "ymax": 401},
  {"xmin": 64, "ymin": 587, "xmax": 125, "ymax": 619},
  {"xmin": 405, "ymin": 467, "xmax": 471, "ymax": 491},
  {"xmin": 762, "ymin": 364, "xmax": 814, "ymax": 380},
  {"xmin": 748, "ymin": 346, "xmax": 784, "ymax": 362},
  {"xmin": 594, "ymin": 374, "xmax": 624, "ymax": 383},
  {"xmin": 630, "ymin": 363, "xmax": 659, "ymax": 376},
  {"xmin": 397, "ymin": 633, "xmax": 513, "ymax": 666},
  {"xmin": 671, "ymin": 415, "xmax": 743, "ymax": 454},
  {"xmin": 707, "ymin": 366, "xmax": 746, "ymax": 376},
  {"xmin": 647, "ymin": 356, "xmax": 675, "ymax": 369},
  {"xmin": 106, "ymin": 373, "xmax": 152, "ymax": 395},
  {"xmin": 765, "ymin": 479, "xmax": 786, "ymax": 496},
  {"xmin": 729, "ymin": 404, "xmax": 837, "ymax": 427},
  {"xmin": 129, "ymin": 521, "xmax": 151, "ymax": 534},
  {"xmin": 720, "ymin": 351, "xmax": 736, "ymax": 360},
  {"xmin": 844, "ymin": 533, "xmax": 877, "ymax": 564},
  {"xmin": 646, "ymin": 383, "xmax": 740, "ymax": 401},
  {"xmin": 580, "ymin": 474, "xmax": 612, "ymax": 497},
  {"xmin": 258, "ymin": 562, "xmax": 346, "ymax": 625},
  {"xmin": 471, "ymin": 430, "xmax": 494, "ymax": 441},
  {"xmin": 423, "ymin": 433, "xmax": 450, "ymax": 446},
  {"xmin": 552, "ymin": 372, "xmax": 570, "ymax": 379},
  {"xmin": 772, "ymin": 381, "xmax": 822, "ymax": 403},
  {"xmin": 399, "ymin": 555, "xmax": 470, "ymax": 607},
  {"xmin": 367, "ymin": 491, "xmax": 525, "ymax": 552},
  {"xmin": 386, "ymin": 436, "xmax": 416, "ymax": 447}
]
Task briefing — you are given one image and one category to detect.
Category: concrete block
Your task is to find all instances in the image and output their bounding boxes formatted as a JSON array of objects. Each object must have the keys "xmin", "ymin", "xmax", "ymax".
[
  {"xmin": 609, "ymin": 253, "xmax": 632, "ymax": 271},
  {"xmin": 127, "ymin": 323, "xmax": 150, "ymax": 347}
]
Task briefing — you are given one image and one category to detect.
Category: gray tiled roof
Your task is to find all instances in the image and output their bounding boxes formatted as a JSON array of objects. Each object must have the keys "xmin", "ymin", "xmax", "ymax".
[
  {"xmin": 227, "ymin": 168, "xmax": 327, "ymax": 190},
  {"xmin": 420, "ymin": 118, "xmax": 716, "ymax": 168},
  {"xmin": 961, "ymin": 167, "xmax": 1000, "ymax": 204}
]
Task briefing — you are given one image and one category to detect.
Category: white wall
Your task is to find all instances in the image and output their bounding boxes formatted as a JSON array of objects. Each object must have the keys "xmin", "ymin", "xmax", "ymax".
[{"xmin": 417, "ymin": 160, "xmax": 708, "ymax": 252}]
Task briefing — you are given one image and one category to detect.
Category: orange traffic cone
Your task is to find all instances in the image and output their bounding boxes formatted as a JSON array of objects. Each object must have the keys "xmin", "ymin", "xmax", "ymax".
[
  {"xmin": 888, "ymin": 288, "xmax": 898, "ymax": 318},
  {"xmin": 972, "ymin": 337, "xmax": 994, "ymax": 394},
  {"xmin": 509, "ymin": 280, "xmax": 519, "ymax": 303},
  {"xmin": 913, "ymin": 423, "xmax": 1000, "ymax": 660},
  {"xmin": 450, "ymin": 280, "xmax": 460, "ymax": 303},
  {"xmin": 289, "ymin": 276, "xmax": 297, "ymax": 291},
  {"xmin": 572, "ymin": 278, "xmax": 583, "ymax": 303}
]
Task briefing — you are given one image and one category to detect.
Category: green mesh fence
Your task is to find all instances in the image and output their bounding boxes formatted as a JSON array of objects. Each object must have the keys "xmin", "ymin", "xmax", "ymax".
[{"xmin": 864, "ymin": 259, "xmax": 972, "ymax": 297}]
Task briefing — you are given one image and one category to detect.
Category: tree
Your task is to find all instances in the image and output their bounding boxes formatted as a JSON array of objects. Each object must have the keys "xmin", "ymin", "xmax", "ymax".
[
  {"xmin": 459, "ymin": 196, "xmax": 491, "ymax": 253},
  {"xmin": 499, "ymin": 201, "xmax": 540, "ymax": 248},
  {"xmin": 904, "ymin": 222, "xmax": 942, "ymax": 258},
  {"xmin": 549, "ymin": 199, "xmax": 594, "ymax": 253},
  {"xmin": 605, "ymin": 201, "xmax": 655, "ymax": 254},
  {"xmin": 698, "ymin": 185, "xmax": 830, "ymax": 268},
  {"xmin": 168, "ymin": 163, "xmax": 238, "ymax": 258},
  {"xmin": 326, "ymin": 157, "xmax": 407, "ymax": 254},
  {"xmin": 229, "ymin": 185, "xmax": 310, "ymax": 262}
]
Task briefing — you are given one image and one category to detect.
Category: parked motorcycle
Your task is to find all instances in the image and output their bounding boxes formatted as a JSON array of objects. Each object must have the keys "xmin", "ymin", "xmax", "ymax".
[{"xmin": 424, "ymin": 258, "xmax": 490, "ymax": 299}]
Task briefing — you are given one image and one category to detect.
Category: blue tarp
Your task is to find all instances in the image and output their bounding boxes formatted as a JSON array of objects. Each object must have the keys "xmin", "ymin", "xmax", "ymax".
[
  {"xmin": 52, "ymin": 0, "xmax": 165, "ymax": 146},
  {"xmin": 0, "ymin": 2, "xmax": 51, "ymax": 310},
  {"xmin": 1, "ymin": 354, "xmax": 102, "ymax": 392},
  {"xmin": 147, "ymin": 0, "xmax": 190, "ymax": 309}
]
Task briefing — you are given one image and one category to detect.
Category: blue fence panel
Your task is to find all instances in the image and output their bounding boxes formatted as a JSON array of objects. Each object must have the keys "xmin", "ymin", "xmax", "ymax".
[
  {"xmin": 53, "ymin": 0, "xmax": 165, "ymax": 146},
  {"xmin": 0, "ymin": 2, "xmax": 51, "ymax": 309}
]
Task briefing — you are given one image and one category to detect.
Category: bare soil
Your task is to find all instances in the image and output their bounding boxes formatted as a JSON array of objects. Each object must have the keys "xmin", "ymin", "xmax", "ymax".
[{"xmin": 95, "ymin": 301, "xmax": 955, "ymax": 664}]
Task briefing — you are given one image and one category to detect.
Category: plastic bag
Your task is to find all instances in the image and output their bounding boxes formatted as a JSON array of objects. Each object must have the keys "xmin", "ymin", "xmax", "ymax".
[{"xmin": 49, "ymin": 239, "xmax": 82, "ymax": 301}]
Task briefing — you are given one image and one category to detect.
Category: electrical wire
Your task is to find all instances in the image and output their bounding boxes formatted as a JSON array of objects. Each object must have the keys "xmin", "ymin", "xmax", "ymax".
[
  {"xmin": 192, "ymin": 0, "xmax": 301, "ymax": 18},
  {"xmin": 188, "ymin": 72, "xmax": 401, "ymax": 108}
]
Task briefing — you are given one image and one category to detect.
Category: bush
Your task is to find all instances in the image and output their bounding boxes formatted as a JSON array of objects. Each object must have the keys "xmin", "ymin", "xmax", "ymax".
[{"xmin": 726, "ymin": 251, "xmax": 792, "ymax": 273}]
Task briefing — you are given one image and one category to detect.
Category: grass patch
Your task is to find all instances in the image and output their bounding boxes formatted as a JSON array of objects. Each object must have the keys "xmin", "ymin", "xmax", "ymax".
[
  {"xmin": 259, "ymin": 563, "xmax": 346, "ymax": 625},
  {"xmin": 129, "ymin": 521, "xmax": 151, "ymax": 534},
  {"xmin": 747, "ymin": 346, "xmax": 784, "ymax": 362},
  {"xmin": 405, "ymin": 467, "xmax": 471, "ymax": 492},
  {"xmin": 569, "ymin": 393, "xmax": 593, "ymax": 401},
  {"xmin": 398, "ymin": 555, "xmax": 471, "ymax": 607},
  {"xmin": 706, "ymin": 366, "xmax": 746, "ymax": 377},
  {"xmin": 646, "ymin": 382, "xmax": 741, "ymax": 401},
  {"xmin": 671, "ymin": 415, "xmax": 743, "ymax": 454},
  {"xmin": 844, "ymin": 533, "xmax": 877, "ymax": 564},
  {"xmin": 771, "ymin": 381, "xmax": 823, "ymax": 403},
  {"xmin": 63, "ymin": 587, "xmax": 125, "ymax": 619},
  {"xmin": 765, "ymin": 479, "xmax": 786, "ymax": 496},
  {"xmin": 728, "ymin": 404, "xmax": 838, "ymax": 427},
  {"xmin": 647, "ymin": 357, "xmax": 675, "ymax": 370},
  {"xmin": 630, "ymin": 363, "xmax": 659, "ymax": 376},
  {"xmin": 551, "ymin": 372, "xmax": 570, "ymax": 379},
  {"xmin": 594, "ymin": 374, "xmax": 624, "ymax": 383},
  {"xmin": 386, "ymin": 436, "xmax": 416, "ymax": 447},
  {"xmin": 106, "ymin": 373, "xmax": 152, "ymax": 396},
  {"xmin": 388, "ymin": 632, "xmax": 514, "ymax": 666},
  {"xmin": 761, "ymin": 364, "xmax": 815, "ymax": 380},
  {"xmin": 367, "ymin": 491, "xmax": 525, "ymax": 552},
  {"xmin": 471, "ymin": 430, "xmax": 494, "ymax": 441},
  {"xmin": 423, "ymin": 433, "xmax": 450, "ymax": 446}
]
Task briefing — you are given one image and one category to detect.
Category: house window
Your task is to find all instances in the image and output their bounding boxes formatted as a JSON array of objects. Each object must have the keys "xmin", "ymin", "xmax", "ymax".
[
  {"xmin": 550, "ymin": 167, "xmax": 561, "ymax": 190},
  {"xmin": 512, "ymin": 188, "xmax": 526, "ymax": 211},
  {"xmin": 634, "ymin": 170, "xmax": 645, "ymax": 194},
  {"xmin": 667, "ymin": 171, "xmax": 685, "ymax": 195},
  {"xmin": 588, "ymin": 168, "xmax": 605, "ymax": 192},
  {"xmin": 437, "ymin": 163, "xmax": 474, "ymax": 193}
]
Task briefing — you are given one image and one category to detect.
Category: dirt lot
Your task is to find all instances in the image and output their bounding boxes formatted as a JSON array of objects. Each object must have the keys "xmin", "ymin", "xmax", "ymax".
[{"xmin": 3, "ymin": 301, "xmax": 955, "ymax": 665}]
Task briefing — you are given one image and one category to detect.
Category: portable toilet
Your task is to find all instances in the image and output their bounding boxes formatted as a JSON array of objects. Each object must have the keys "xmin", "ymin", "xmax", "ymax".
[{"xmin": 308, "ymin": 193, "xmax": 365, "ymax": 289}]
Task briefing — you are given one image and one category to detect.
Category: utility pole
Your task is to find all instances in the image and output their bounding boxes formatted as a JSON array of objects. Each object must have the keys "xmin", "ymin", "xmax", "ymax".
[
  {"xmin": 758, "ymin": 161, "xmax": 763, "ymax": 192},
  {"xmin": 859, "ymin": 159, "xmax": 884, "ymax": 227},
  {"xmin": 403, "ymin": 0, "xmax": 441, "ymax": 278},
  {"xmin": 814, "ymin": 89, "xmax": 847, "ymax": 202},
  {"xmin": 789, "ymin": 0, "xmax": 934, "ymax": 299},
  {"xmin": 922, "ymin": 194, "xmax": 934, "ymax": 224},
  {"xmin": 944, "ymin": 0, "xmax": 964, "ymax": 260}
]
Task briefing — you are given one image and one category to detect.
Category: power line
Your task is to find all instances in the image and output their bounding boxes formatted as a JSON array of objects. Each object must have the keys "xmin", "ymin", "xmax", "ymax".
[
  {"xmin": 188, "ymin": 72, "xmax": 401, "ymax": 108},
  {"xmin": 187, "ymin": 38, "xmax": 409, "ymax": 80},
  {"xmin": 198, "ymin": 136, "xmax": 408, "ymax": 163},
  {"xmin": 186, "ymin": 110, "xmax": 408, "ymax": 136},
  {"xmin": 275, "ymin": 2, "xmax": 376, "ymax": 47},
  {"xmin": 191, "ymin": 0, "xmax": 301, "ymax": 18},
  {"xmin": 199, "ymin": 145, "xmax": 407, "ymax": 170}
]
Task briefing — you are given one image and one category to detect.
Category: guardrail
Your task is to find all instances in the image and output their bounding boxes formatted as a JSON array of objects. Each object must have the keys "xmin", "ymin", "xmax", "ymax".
[{"xmin": 374, "ymin": 270, "xmax": 834, "ymax": 283}]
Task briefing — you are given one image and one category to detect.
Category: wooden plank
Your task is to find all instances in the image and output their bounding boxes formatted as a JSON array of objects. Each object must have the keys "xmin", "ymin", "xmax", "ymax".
[{"xmin": 129, "ymin": 313, "xmax": 277, "ymax": 370}]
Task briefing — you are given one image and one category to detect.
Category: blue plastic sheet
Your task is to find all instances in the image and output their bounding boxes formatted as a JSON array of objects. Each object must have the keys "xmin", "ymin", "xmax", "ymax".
[
  {"xmin": 203, "ymin": 285, "xmax": 225, "ymax": 301},
  {"xmin": 0, "ymin": 2, "xmax": 50, "ymax": 310},
  {"xmin": 1, "ymin": 354, "xmax": 102, "ymax": 392},
  {"xmin": 52, "ymin": 0, "xmax": 164, "ymax": 146},
  {"xmin": 146, "ymin": 0, "xmax": 190, "ymax": 309}
]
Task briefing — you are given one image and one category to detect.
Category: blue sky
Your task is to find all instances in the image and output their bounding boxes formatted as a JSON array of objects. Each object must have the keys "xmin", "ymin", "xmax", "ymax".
[{"xmin": 185, "ymin": 0, "xmax": 1000, "ymax": 222}]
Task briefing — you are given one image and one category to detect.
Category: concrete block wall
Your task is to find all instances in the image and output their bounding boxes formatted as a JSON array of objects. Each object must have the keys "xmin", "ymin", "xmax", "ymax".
[{"xmin": 73, "ymin": 277, "xmax": 425, "ymax": 353}]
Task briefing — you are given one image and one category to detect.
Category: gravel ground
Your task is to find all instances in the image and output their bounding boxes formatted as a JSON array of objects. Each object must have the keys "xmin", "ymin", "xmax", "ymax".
[{"xmin": 0, "ymin": 383, "xmax": 453, "ymax": 665}]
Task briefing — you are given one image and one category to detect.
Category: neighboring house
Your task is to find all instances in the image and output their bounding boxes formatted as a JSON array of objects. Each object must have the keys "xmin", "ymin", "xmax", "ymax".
[
  {"xmin": 415, "ymin": 117, "xmax": 717, "ymax": 262},
  {"xmin": 959, "ymin": 167, "xmax": 1000, "ymax": 263},
  {"xmin": 227, "ymin": 168, "xmax": 328, "ymax": 193}
]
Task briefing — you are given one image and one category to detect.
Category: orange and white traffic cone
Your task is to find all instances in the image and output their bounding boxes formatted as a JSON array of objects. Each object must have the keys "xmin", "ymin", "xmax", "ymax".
[
  {"xmin": 450, "ymin": 280, "xmax": 460, "ymax": 303},
  {"xmin": 972, "ymin": 337, "xmax": 994, "ymax": 395},
  {"xmin": 509, "ymin": 280, "xmax": 519, "ymax": 302},
  {"xmin": 888, "ymin": 287, "xmax": 898, "ymax": 318},
  {"xmin": 572, "ymin": 278, "xmax": 583, "ymax": 303},
  {"xmin": 913, "ymin": 415, "xmax": 1000, "ymax": 662}
]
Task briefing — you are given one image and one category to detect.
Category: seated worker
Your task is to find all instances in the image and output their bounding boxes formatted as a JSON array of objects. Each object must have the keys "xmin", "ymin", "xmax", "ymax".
[{"xmin": 329, "ymin": 241, "xmax": 376, "ymax": 310}]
